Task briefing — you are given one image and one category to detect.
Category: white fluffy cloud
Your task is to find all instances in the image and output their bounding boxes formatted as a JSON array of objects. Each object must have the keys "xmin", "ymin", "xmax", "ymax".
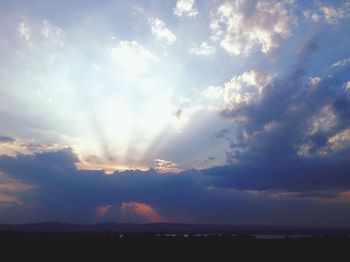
[
  {"xmin": 173, "ymin": 0, "xmax": 198, "ymax": 17},
  {"xmin": 203, "ymin": 70, "xmax": 273, "ymax": 114},
  {"xmin": 190, "ymin": 42, "xmax": 215, "ymax": 56},
  {"xmin": 210, "ymin": 0, "xmax": 296, "ymax": 55},
  {"xmin": 149, "ymin": 17, "xmax": 176, "ymax": 45}
]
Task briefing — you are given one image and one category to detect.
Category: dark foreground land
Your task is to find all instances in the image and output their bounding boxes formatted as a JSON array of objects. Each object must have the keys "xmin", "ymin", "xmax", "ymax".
[{"xmin": 1, "ymin": 232, "xmax": 350, "ymax": 261}]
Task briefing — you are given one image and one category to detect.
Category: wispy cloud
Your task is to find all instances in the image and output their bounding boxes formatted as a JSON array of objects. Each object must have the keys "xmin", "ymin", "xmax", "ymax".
[
  {"xmin": 331, "ymin": 57, "xmax": 350, "ymax": 68},
  {"xmin": 149, "ymin": 17, "xmax": 176, "ymax": 45},
  {"xmin": 190, "ymin": 42, "xmax": 215, "ymax": 56},
  {"xmin": 304, "ymin": 2, "xmax": 350, "ymax": 24}
]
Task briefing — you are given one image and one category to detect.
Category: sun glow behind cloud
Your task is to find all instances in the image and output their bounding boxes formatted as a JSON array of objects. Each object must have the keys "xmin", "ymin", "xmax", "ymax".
[
  {"xmin": 121, "ymin": 202, "xmax": 166, "ymax": 223},
  {"xmin": 1, "ymin": 14, "xmax": 206, "ymax": 173}
]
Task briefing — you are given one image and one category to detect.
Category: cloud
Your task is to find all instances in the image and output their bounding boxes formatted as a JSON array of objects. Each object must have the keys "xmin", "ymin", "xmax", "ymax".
[
  {"xmin": 190, "ymin": 42, "xmax": 215, "ymax": 56},
  {"xmin": 304, "ymin": 2, "xmax": 350, "ymax": 24},
  {"xmin": 194, "ymin": 31, "xmax": 350, "ymax": 199},
  {"xmin": 95, "ymin": 202, "xmax": 168, "ymax": 223},
  {"xmin": 308, "ymin": 76, "xmax": 321, "ymax": 87},
  {"xmin": 202, "ymin": 69, "xmax": 350, "ymax": 199},
  {"xmin": 0, "ymin": 172, "xmax": 33, "ymax": 205},
  {"xmin": 149, "ymin": 18, "xmax": 176, "ymax": 45},
  {"xmin": 0, "ymin": 137, "xmax": 62, "ymax": 157},
  {"xmin": 210, "ymin": 0, "xmax": 296, "ymax": 55},
  {"xmin": 173, "ymin": 0, "xmax": 198, "ymax": 17},
  {"xmin": 327, "ymin": 128, "xmax": 350, "ymax": 151},
  {"xmin": 345, "ymin": 81, "xmax": 350, "ymax": 90},
  {"xmin": 0, "ymin": 172, "xmax": 34, "ymax": 193},
  {"xmin": 41, "ymin": 20, "xmax": 64, "ymax": 43},
  {"xmin": 0, "ymin": 194, "xmax": 23, "ymax": 205},
  {"xmin": 230, "ymin": 73, "xmax": 348, "ymax": 158},
  {"xmin": 204, "ymin": 157, "xmax": 350, "ymax": 193},
  {"xmin": 153, "ymin": 159, "xmax": 181, "ymax": 173},
  {"xmin": 0, "ymin": 136, "xmax": 15, "ymax": 144},
  {"xmin": 18, "ymin": 22, "xmax": 30, "ymax": 41},
  {"xmin": 111, "ymin": 40, "xmax": 158, "ymax": 74},
  {"xmin": 0, "ymin": 149, "xmax": 202, "ymax": 223},
  {"xmin": 121, "ymin": 202, "xmax": 166, "ymax": 223},
  {"xmin": 331, "ymin": 57, "xmax": 350, "ymax": 68},
  {"xmin": 17, "ymin": 19, "xmax": 64, "ymax": 47},
  {"xmin": 95, "ymin": 204, "xmax": 113, "ymax": 218},
  {"xmin": 201, "ymin": 41, "xmax": 350, "ymax": 161},
  {"xmin": 1, "ymin": 148, "xmax": 350, "ymax": 225},
  {"xmin": 203, "ymin": 70, "xmax": 273, "ymax": 113}
]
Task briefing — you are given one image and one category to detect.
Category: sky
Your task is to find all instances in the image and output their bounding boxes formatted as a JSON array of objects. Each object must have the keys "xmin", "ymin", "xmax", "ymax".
[{"xmin": 0, "ymin": 0, "xmax": 350, "ymax": 227}]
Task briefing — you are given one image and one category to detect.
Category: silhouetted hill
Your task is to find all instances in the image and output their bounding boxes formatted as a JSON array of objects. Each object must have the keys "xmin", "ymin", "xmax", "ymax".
[
  {"xmin": 1, "ymin": 222, "xmax": 350, "ymax": 235},
  {"xmin": 1, "ymin": 224, "xmax": 350, "ymax": 261}
]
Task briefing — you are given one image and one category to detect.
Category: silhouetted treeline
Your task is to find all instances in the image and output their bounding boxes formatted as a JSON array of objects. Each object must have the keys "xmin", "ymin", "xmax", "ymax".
[
  {"xmin": 2, "ymin": 222, "xmax": 350, "ymax": 235},
  {"xmin": 1, "ymin": 231, "xmax": 350, "ymax": 261}
]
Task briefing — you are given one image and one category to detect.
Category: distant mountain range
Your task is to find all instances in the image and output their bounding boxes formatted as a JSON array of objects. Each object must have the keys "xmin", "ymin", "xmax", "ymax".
[{"xmin": 1, "ymin": 222, "xmax": 350, "ymax": 235}]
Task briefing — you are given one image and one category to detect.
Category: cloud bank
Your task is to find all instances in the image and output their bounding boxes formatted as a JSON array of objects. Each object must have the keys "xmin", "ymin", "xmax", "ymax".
[{"xmin": 0, "ymin": 144, "xmax": 350, "ymax": 226}]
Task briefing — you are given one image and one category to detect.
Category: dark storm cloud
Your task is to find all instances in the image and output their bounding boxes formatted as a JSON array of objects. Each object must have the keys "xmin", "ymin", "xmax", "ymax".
[
  {"xmin": 210, "ymin": 70, "xmax": 350, "ymax": 195},
  {"xmin": 204, "ymin": 156, "xmax": 350, "ymax": 192},
  {"xmin": 1, "ymin": 148, "xmax": 350, "ymax": 226},
  {"xmin": 216, "ymin": 34, "xmax": 343, "ymax": 158},
  {"xmin": 220, "ymin": 68, "xmax": 350, "ymax": 160},
  {"xmin": 0, "ymin": 149, "xmax": 208, "ymax": 223},
  {"xmin": 206, "ymin": 34, "xmax": 350, "ymax": 197}
]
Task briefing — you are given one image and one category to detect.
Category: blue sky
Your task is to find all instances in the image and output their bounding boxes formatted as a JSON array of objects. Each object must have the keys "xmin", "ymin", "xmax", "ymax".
[{"xmin": 0, "ymin": 0, "xmax": 350, "ymax": 226}]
